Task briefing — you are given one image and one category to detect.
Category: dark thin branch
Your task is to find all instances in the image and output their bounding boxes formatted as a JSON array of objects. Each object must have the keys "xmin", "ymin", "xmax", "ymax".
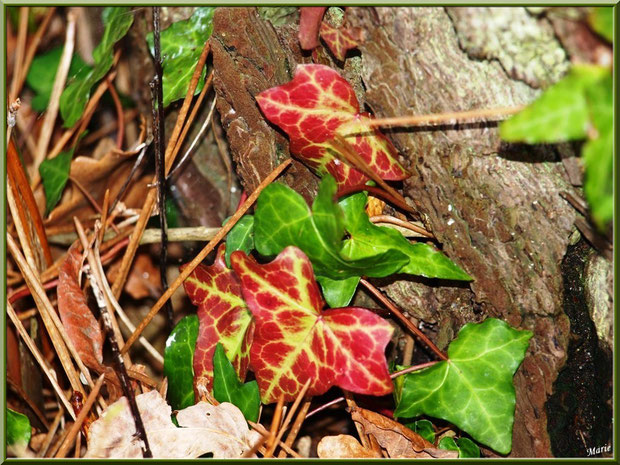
[
  {"xmin": 151, "ymin": 6, "xmax": 174, "ymax": 331},
  {"xmin": 73, "ymin": 220, "xmax": 152, "ymax": 458}
]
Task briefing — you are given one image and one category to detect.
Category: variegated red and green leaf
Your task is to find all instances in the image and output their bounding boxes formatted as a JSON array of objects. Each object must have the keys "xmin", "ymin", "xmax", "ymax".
[
  {"xmin": 319, "ymin": 21, "xmax": 360, "ymax": 61},
  {"xmin": 57, "ymin": 244, "xmax": 104, "ymax": 371},
  {"xmin": 255, "ymin": 64, "xmax": 409, "ymax": 187},
  {"xmin": 231, "ymin": 246, "xmax": 393, "ymax": 403},
  {"xmin": 182, "ymin": 245, "xmax": 254, "ymax": 391}
]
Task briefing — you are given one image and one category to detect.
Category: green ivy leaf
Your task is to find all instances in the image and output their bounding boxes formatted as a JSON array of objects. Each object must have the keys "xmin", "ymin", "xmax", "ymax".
[
  {"xmin": 403, "ymin": 419, "xmax": 435, "ymax": 443},
  {"xmin": 583, "ymin": 71, "xmax": 613, "ymax": 231},
  {"xmin": 588, "ymin": 7, "xmax": 613, "ymax": 42},
  {"xmin": 164, "ymin": 315, "xmax": 199, "ymax": 410},
  {"xmin": 39, "ymin": 149, "xmax": 74, "ymax": 214},
  {"xmin": 212, "ymin": 343, "xmax": 260, "ymax": 423},
  {"xmin": 499, "ymin": 65, "xmax": 609, "ymax": 143},
  {"xmin": 340, "ymin": 192, "xmax": 472, "ymax": 281},
  {"xmin": 254, "ymin": 176, "xmax": 408, "ymax": 281},
  {"xmin": 60, "ymin": 7, "xmax": 134, "ymax": 127},
  {"xmin": 316, "ymin": 275, "xmax": 359, "ymax": 308},
  {"xmin": 394, "ymin": 318, "xmax": 532, "ymax": 455},
  {"xmin": 438, "ymin": 437, "xmax": 480, "ymax": 458},
  {"xmin": 225, "ymin": 215, "xmax": 255, "ymax": 268},
  {"xmin": 147, "ymin": 7, "xmax": 215, "ymax": 107},
  {"xmin": 26, "ymin": 46, "xmax": 88, "ymax": 112},
  {"xmin": 7, "ymin": 408, "xmax": 31, "ymax": 456}
]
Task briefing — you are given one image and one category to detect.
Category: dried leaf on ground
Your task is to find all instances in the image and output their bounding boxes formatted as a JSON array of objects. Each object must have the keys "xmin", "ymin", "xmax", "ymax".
[
  {"xmin": 86, "ymin": 390, "xmax": 261, "ymax": 458},
  {"xmin": 57, "ymin": 243, "xmax": 104, "ymax": 370},
  {"xmin": 317, "ymin": 434, "xmax": 381, "ymax": 458},
  {"xmin": 350, "ymin": 407, "xmax": 458, "ymax": 459},
  {"xmin": 46, "ymin": 142, "xmax": 146, "ymax": 227}
]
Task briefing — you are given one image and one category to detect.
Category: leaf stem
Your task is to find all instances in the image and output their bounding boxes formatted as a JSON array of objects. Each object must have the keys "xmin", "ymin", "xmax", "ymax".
[
  {"xmin": 360, "ymin": 278, "xmax": 447, "ymax": 361},
  {"xmin": 365, "ymin": 105, "xmax": 524, "ymax": 128},
  {"xmin": 121, "ymin": 158, "xmax": 292, "ymax": 355},
  {"xmin": 370, "ymin": 214, "xmax": 434, "ymax": 238},
  {"xmin": 336, "ymin": 183, "xmax": 415, "ymax": 215}
]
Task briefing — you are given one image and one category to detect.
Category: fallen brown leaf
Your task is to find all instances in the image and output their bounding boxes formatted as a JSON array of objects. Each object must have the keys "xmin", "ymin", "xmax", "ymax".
[
  {"xmin": 46, "ymin": 140, "xmax": 147, "ymax": 227},
  {"xmin": 350, "ymin": 407, "xmax": 458, "ymax": 459},
  {"xmin": 57, "ymin": 243, "xmax": 104, "ymax": 370},
  {"xmin": 317, "ymin": 434, "xmax": 382, "ymax": 458},
  {"xmin": 85, "ymin": 390, "xmax": 261, "ymax": 458}
]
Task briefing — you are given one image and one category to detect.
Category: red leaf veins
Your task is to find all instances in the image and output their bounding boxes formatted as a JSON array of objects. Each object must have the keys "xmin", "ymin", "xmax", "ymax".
[
  {"xmin": 255, "ymin": 64, "xmax": 409, "ymax": 187},
  {"xmin": 182, "ymin": 245, "xmax": 254, "ymax": 391},
  {"xmin": 231, "ymin": 246, "xmax": 393, "ymax": 403}
]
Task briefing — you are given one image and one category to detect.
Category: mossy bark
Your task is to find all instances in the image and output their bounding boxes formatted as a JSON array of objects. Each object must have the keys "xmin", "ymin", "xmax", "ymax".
[{"xmin": 211, "ymin": 6, "xmax": 611, "ymax": 457}]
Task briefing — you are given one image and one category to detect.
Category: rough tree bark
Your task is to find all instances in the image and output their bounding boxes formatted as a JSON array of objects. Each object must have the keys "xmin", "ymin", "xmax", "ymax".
[{"xmin": 211, "ymin": 6, "xmax": 612, "ymax": 457}]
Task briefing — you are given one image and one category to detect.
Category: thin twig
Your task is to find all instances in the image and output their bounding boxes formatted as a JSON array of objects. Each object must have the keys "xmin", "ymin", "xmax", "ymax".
[
  {"xmin": 88, "ymin": 227, "xmax": 164, "ymax": 365},
  {"xmin": 169, "ymin": 71, "xmax": 214, "ymax": 174},
  {"xmin": 248, "ymin": 422, "xmax": 302, "ymax": 458},
  {"xmin": 74, "ymin": 221, "xmax": 152, "ymax": 458},
  {"xmin": 111, "ymin": 41, "xmax": 211, "ymax": 300},
  {"xmin": 7, "ymin": 235, "xmax": 91, "ymax": 393},
  {"xmin": 7, "ymin": 301, "xmax": 75, "ymax": 419},
  {"xmin": 108, "ymin": 141, "xmax": 149, "ymax": 214},
  {"xmin": 276, "ymin": 398, "xmax": 312, "ymax": 458},
  {"xmin": 306, "ymin": 396, "xmax": 345, "ymax": 420},
  {"xmin": 337, "ymin": 183, "xmax": 416, "ymax": 218},
  {"xmin": 121, "ymin": 158, "xmax": 292, "ymax": 354},
  {"xmin": 363, "ymin": 105, "xmax": 524, "ymax": 128},
  {"xmin": 390, "ymin": 361, "xmax": 439, "ymax": 378},
  {"xmin": 167, "ymin": 96, "xmax": 217, "ymax": 181},
  {"xmin": 37, "ymin": 409, "xmax": 64, "ymax": 457},
  {"xmin": 35, "ymin": 12, "xmax": 76, "ymax": 171},
  {"xmin": 263, "ymin": 394, "xmax": 285, "ymax": 457},
  {"xmin": 360, "ymin": 278, "xmax": 447, "ymax": 360},
  {"xmin": 9, "ymin": 6, "xmax": 28, "ymax": 103},
  {"xmin": 55, "ymin": 374, "xmax": 105, "ymax": 458},
  {"xmin": 267, "ymin": 378, "xmax": 312, "ymax": 457},
  {"xmin": 15, "ymin": 7, "xmax": 57, "ymax": 98},
  {"xmin": 370, "ymin": 214, "xmax": 434, "ymax": 238},
  {"xmin": 331, "ymin": 134, "xmax": 415, "ymax": 214}
]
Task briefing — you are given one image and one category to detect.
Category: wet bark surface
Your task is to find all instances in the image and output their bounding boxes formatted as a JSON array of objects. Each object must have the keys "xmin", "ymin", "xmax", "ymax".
[
  {"xmin": 211, "ymin": 7, "xmax": 319, "ymax": 202},
  {"xmin": 209, "ymin": 6, "xmax": 612, "ymax": 457},
  {"xmin": 346, "ymin": 7, "xmax": 582, "ymax": 456}
]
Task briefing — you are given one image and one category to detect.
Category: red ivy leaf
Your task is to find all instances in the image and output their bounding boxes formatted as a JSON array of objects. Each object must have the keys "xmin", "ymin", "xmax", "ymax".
[
  {"xmin": 57, "ymin": 244, "xmax": 104, "ymax": 370},
  {"xmin": 319, "ymin": 21, "xmax": 361, "ymax": 61},
  {"xmin": 255, "ymin": 64, "xmax": 409, "ymax": 187},
  {"xmin": 183, "ymin": 245, "xmax": 253, "ymax": 391},
  {"xmin": 298, "ymin": 7, "xmax": 327, "ymax": 50},
  {"xmin": 231, "ymin": 246, "xmax": 393, "ymax": 403}
]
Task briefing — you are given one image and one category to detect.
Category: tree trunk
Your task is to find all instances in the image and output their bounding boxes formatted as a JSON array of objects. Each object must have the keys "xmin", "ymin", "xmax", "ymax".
[{"xmin": 211, "ymin": 6, "xmax": 612, "ymax": 457}]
